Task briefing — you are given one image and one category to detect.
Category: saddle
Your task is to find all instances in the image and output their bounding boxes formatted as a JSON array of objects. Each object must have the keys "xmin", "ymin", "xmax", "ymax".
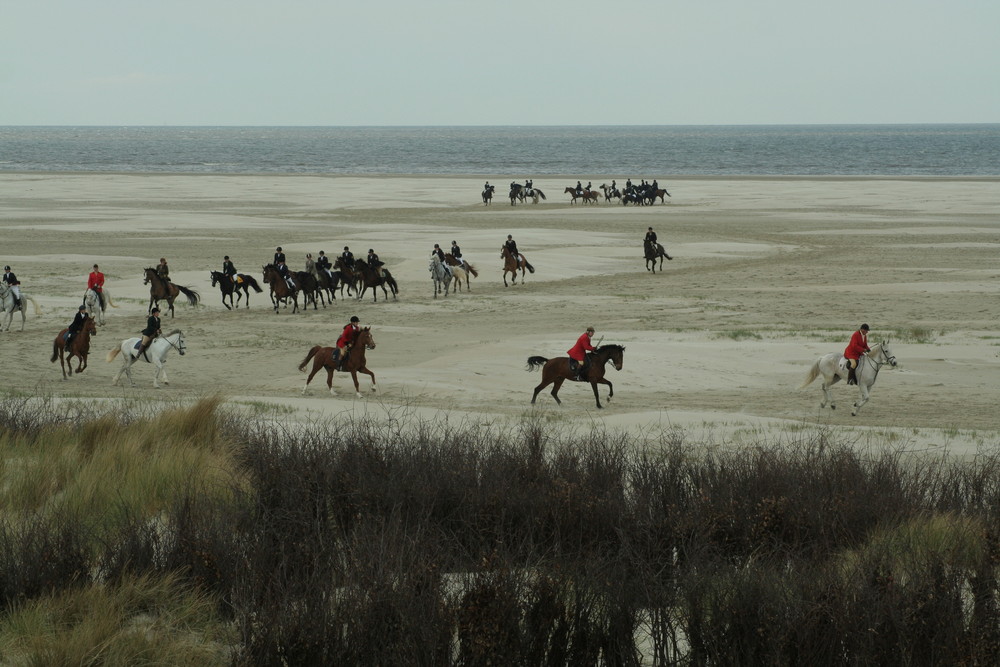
[
  {"xmin": 132, "ymin": 340, "xmax": 152, "ymax": 361},
  {"xmin": 569, "ymin": 357, "xmax": 590, "ymax": 381},
  {"xmin": 336, "ymin": 349, "xmax": 351, "ymax": 372}
]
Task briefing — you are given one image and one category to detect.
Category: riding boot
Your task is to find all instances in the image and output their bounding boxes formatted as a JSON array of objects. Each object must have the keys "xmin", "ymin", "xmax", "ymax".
[{"xmin": 847, "ymin": 367, "xmax": 857, "ymax": 385}]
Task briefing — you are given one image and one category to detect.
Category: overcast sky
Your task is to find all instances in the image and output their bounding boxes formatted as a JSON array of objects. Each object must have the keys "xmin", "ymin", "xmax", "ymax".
[{"xmin": 2, "ymin": 0, "xmax": 998, "ymax": 126}]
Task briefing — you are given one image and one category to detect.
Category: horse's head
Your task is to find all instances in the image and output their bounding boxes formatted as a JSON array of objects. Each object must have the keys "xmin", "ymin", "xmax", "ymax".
[
  {"xmin": 84, "ymin": 318, "xmax": 98, "ymax": 335},
  {"xmin": 875, "ymin": 339, "xmax": 897, "ymax": 367},
  {"xmin": 210, "ymin": 272, "xmax": 219, "ymax": 287},
  {"xmin": 143, "ymin": 267, "xmax": 156, "ymax": 285},
  {"xmin": 599, "ymin": 344, "xmax": 625, "ymax": 371},
  {"xmin": 358, "ymin": 327, "xmax": 376, "ymax": 350},
  {"xmin": 261, "ymin": 264, "xmax": 275, "ymax": 282}
]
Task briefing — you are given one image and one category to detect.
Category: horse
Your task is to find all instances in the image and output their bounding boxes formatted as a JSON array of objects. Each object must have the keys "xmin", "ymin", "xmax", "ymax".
[
  {"xmin": 350, "ymin": 261, "xmax": 399, "ymax": 303},
  {"xmin": 429, "ymin": 255, "xmax": 452, "ymax": 298},
  {"xmin": 483, "ymin": 184, "xmax": 495, "ymax": 205},
  {"xmin": 298, "ymin": 327, "xmax": 377, "ymax": 398},
  {"xmin": 143, "ymin": 268, "xmax": 200, "ymax": 318},
  {"xmin": 449, "ymin": 265, "xmax": 470, "ymax": 292},
  {"xmin": 501, "ymin": 246, "xmax": 535, "ymax": 287},
  {"xmin": 526, "ymin": 187, "xmax": 546, "ymax": 204},
  {"xmin": 527, "ymin": 344, "xmax": 625, "ymax": 409},
  {"xmin": 648, "ymin": 188, "xmax": 671, "ymax": 204},
  {"xmin": 84, "ymin": 287, "xmax": 117, "ymax": 325},
  {"xmin": 445, "ymin": 253, "xmax": 478, "ymax": 290},
  {"xmin": 800, "ymin": 341, "xmax": 898, "ymax": 416},
  {"xmin": 294, "ymin": 271, "xmax": 325, "ymax": 310},
  {"xmin": 311, "ymin": 265, "xmax": 354, "ymax": 301},
  {"xmin": 564, "ymin": 187, "xmax": 599, "ymax": 204},
  {"xmin": 51, "ymin": 317, "xmax": 98, "ymax": 380},
  {"xmin": 107, "ymin": 329, "xmax": 187, "ymax": 389},
  {"xmin": 261, "ymin": 264, "xmax": 299, "ymax": 314},
  {"xmin": 644, "ymin": 240, "xmax": 674, "ymax": 272},
  {"xmin": 210, "ymin": 272, "xmax": 263, "ymax": 310},
  {"xmin": 599, "ymin": 184, "xmax": 621, "ymax": 202},
  {"xmin": 0, "ymin": 282, "xmax": 42, "ymax": 332},
  {"xmin": 509, "ymin": 185, "xmax": 523, "ymax": 206}
]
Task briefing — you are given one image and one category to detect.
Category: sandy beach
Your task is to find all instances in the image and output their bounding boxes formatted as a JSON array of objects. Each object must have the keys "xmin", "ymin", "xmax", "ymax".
[{"xmin": 2, "ymin": 173, "xmax": 998, "ymax": 453}]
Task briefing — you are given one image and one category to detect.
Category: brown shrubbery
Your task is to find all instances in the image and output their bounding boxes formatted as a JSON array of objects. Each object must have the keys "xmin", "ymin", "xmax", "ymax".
[{"xmin": 2, "ymin": 396, "xmax": 999, "ymax": 664}]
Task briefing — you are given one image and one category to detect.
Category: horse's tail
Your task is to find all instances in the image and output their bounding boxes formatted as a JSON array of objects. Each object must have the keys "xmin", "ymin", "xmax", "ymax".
[
  {"xmin": 525, "ymin": 261, "xmax": 535, "ymax": 274},
  {"xmin": 105, "ymin": 288, "xmax": 118, "ymax": 308},
  {"xmin": 244, "ymin": 276, "xmax": 264, "ymax": 293},
  {"xmin": 51, "ymin": 338, "xmax": 60, "ymax": 363},
  {"xmin": 26, "ymin": 296, "xmax": 42, "ymax": 316},
  {"xmin": 177, "ymin": 285, "xmax": 200, "ymax": 306},
  {"xmin": 800, "ymin": 359, "xmax": 821, "ymax": 389},
  {"xmin": 535, "ymin": 188, "xmax": 546, "ymax": 200},
  {"xmin": 107, "ymin": 347, "xmax": 121, "ymax": 363},
  {"xmin": 387, "ymin": 276, "xmax": 399, "ymax": 294},
  {"xmin": 526, "ymin": 356, "xmax": 548, "ymax": 371},
  {"xmin": 465, "ymin": 262, "xmax": 479, "ymax": 278},
  {"xmin": 298, "ymin": 345, "xmax": 321, "ymax": 372}
]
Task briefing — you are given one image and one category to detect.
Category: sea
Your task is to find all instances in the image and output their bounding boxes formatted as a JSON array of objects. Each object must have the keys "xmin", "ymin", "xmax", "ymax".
[{"xmin": 1, "ymin": 125, "xmax": 998, "ymax": 177}]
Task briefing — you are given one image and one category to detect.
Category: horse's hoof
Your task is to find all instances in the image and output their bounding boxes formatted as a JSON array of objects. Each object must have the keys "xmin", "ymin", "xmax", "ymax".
[{"xmin": 370, "ymin": 386, "xmax": 377, "ymax": 392}]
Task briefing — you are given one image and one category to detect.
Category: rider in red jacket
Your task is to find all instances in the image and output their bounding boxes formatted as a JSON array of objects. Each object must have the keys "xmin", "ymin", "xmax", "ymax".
[
  {"xmin": 843, "ymin": 323, "xmax": 870, "ymax": 384},
  {"xmin": 567, "ymin": 327, "xmax": 596, "ymax": 380},
  {"xmin": 335, "ymin": 316, "xmax": 361, "ymax": 362}
]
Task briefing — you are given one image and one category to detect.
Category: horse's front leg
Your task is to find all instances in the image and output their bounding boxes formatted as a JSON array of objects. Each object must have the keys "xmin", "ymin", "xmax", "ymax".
[
  {"xmin": 76, "ymin": 354, "xmax": 87, "ymax": 374},
  {"xmin": 820, "ymin": 382, "xmax": 835, "ymax": 410},
  {"xmin": 852, "ymin": 385, "xmax": 871, "ymax": 416},
  {"xmin": 589, "ymin": 380, "xmax": 609, "ymax": 409},
  {"xmin": 358, "ymin": 367, "xmax": 377, "ymax": 392}
]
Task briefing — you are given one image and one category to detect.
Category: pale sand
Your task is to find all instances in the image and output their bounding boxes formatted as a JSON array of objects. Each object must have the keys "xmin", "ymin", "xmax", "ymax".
[{"xmin": 2, "ymin": 174, "xmax": 999, "ymax": 453}]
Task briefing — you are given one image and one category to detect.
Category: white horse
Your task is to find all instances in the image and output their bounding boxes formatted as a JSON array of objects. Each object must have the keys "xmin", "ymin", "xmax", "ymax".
[
  {"xmin": 450, "ymin": 264, "xmax": 469, "ymax": 293},
  {"xmin": 107, "ymin": 329, "xmax": 186, "ymax": 388},
  {"xmin": 429, "ymin": 256, "xmax": 451, "ymax": 298},
  {"xmin": 84, "ymin": 288, "xmax": 117, "ymax": 326},
  {"xmin": 800, "ymin": 340, "xmax": 897, "ymax": 416},
  {"xmin": 0, "ymin": 282, "xmax": 42, "ymax": 332}
]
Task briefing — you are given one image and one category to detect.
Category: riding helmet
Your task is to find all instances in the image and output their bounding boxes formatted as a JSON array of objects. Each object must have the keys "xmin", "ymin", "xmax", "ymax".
[
  {"xmin": 78, "ymin": 304, "xmax": 87, "ymax": 310},
  {"xmin": 224, "ymin": 255, "xmax": 229, "ymax": 260},
  {"xmin": 350, "ymin": 316, "xmax": 360, "ymax": 323},
  {"xmin": 276, "ymin": 247, "xmax": 282, "ymax": 251},
  {"xmin": 3, "ymin": 266, "xmax": 9, "ymax": 270},
  {"xmin": 861, "ymin": 323, "xmax": 870, "ymax": 330},
  {"xmin": 368, "ymin": 249, "xmax": 374, "ymax": 253}
]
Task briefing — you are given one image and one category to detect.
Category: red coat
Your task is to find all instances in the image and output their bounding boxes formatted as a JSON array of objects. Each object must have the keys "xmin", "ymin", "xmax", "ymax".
[
  {"xmin": 567, "ymin": 332, "xmax": 596, "ymax": 362},
  {"xmin": 337, "ymin": 323, "xmax": 359, "ymax": 349},
  {"xmin": 87, "ymin": 271, "xmax": 104, "ymax": 291},
  {"xmin": 844, "ymin": 329, "xmax": 870, "ymax": 360}
]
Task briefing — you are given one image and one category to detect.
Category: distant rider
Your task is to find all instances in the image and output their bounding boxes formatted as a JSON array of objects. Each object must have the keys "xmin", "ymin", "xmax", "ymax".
[
  {"xmin": 88, "ymin": 263, "xmax": 106, "ymax": 309},
  {"xmin": 432, "ymin": 244, "xmax": 445, "ymax": 263},
  {"xmin": 334, "ymin": 315, "xmax": 361, "ymax": 363},
  {"xmin": 156, "ymin": 258, "xmax": 170, "ymax": 283},
  {"xmin": 567, "ymin": 326, "xmax": 597, "ymax": 381},
  {"xmin": 367, "ymin": 249, "xmax": 385, "ymax": 277},
  {"xmin": 65, "ymin": 304, "xmax": 89, "ymax": 350},
  {"xmin": 843, "ymin": 323, "xmax": 871, "ymax": 385},
  {"xmin": 222, "ymin": 255, "xmax": 237, "ymax": 278},
  {"xmin": 273, "ymin": 247, "xmax": 286, "ymax": 266},
  {"xmin": 138, "ymin": 307, "xmax": 161, "ymax": 359},
  {"xmin": 3, "ymin": 265, "xmax": 21, "ymax": 308}
]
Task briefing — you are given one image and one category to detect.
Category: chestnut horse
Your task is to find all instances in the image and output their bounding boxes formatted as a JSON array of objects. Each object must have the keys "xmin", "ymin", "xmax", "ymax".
[
  {"xmin": 143, "ymin": 268, "xmax": 200, "ymax": 318},
  {"xmin": 564, "ymin": 187, "xmax": 599, "ymax": 204},
  {"xmin": 298, "ymin": 327, "xmax": 377, "ymax": 397},
  {"xmin": 261, "ymin": 264, "xmax": 299, "ymax": 314},
  {"xmin": 51, "ymin": 316, "xmax": 98, "ymax": 379},
  {"xmin": 527, "ymin": 344, "xmax": 625, "ymax": 409},
  {"xmin": 501, "ymin": 246, "xmax": 535, "ymax": 287}
]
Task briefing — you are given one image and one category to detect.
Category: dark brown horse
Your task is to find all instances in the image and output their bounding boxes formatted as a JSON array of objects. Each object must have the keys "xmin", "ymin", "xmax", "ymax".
[
  {"xmin": 643, "ymin": 240, "xmax": 673, "ymax": 273},
  {"xmin": 564, "ymin": 187, "xmax": 600, "ymax": 204},
  {"xmin": 210, "ymin": 271, "xmax": 263, "ymax": 310},
  {"xmin": 482, "ymin": 184, "xmax": 495, "ymax": 205},
  {"xmin": 293, "ymin": 271, "xmax": 325, "ymax": 310},
  {"xmin": 527, "ymin": 344, "xmax": 625, "ymax": 409},
  {"xmin": 297, "ymin": 327, "xmax": 378, "ymax": 397},
  {"xmin": 143, "ymin": 268, "xmax": 200, "ymax": 318},
  {"xmin": 261, "ymin": 264, "xmax": 300, "ymax": 314},
  {"xmin": 51, "ymin": 316, "xmax": 98, "ymax": 379},
  {"xmin": 501, "ymin": 246, "xmax": 535, "ymax": 287},
  {"xmin": 445, "ymin": 253, "xmax": 478, "ymax": 290},
  {"xmin": 337, "ymin": 259, "xmax": 398, "ymax": 302}
]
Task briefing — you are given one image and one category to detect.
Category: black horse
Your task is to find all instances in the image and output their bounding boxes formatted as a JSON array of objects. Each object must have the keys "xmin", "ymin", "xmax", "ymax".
[
  {"xmin": 210, "ymin": 271, "xmax": 263, "ymax": 310},
  {"xmin": 482, "ymin": 184, "xmax": 495, "ymax": 205},
  {"xmin": 643, "ymin": 240, "xmax": 673, "ymax": 273}
]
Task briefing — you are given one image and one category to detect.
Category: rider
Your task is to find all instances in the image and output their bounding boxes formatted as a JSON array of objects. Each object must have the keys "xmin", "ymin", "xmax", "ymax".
[
  {"xmin": 305, "ymin": 253, "xmax": 316, "ymax": 274},
  {"xmin": 585, "ymin": 181, "xmax": 592, "ymax": 192},
  {"xmin": 156, "ymin": 258, "xmax": 170, "ymax": 283},
  {"xmin": 843, "ymin": 323, "xmax": 871, "ymax": 385},
  {"xmin": 274, "ymin": 247, "xmax": 286, "ymax": 266},
  {"xmin": 432, "ymin": 243, "xmax": 445, "ymax": 263},
  {"xmin": 567, "ymin": 326, "xmax": 597, "ymax": 381},
  {"xmin": 316, "ymin": 250, "xmax": 333, "ymax": 279},
  {"xmin": 138, "ymin": 307, "xmax": 161, "ymax": 359},
  {"xmin": 276, "ymin": 258, "xmax": 296, "ymax": 290},
  {"xmin": 334, "ymin": 315, "xmax": 361, "ymax": 364},
  {"xmin": 87, "ymin": 264, "xmax": 105, "ymax": 309},
  {"xmin": 576, "ymin": 180, "xmax": 583, "ymax": 195},
  {"xmin": 222, "ymin": 255, "xmax": 237, "ymax": 278},
  {"xmin": 65, "ymin": 304, "xmax": 89, "ymax": 350},
  {"xmin": 367, "ymin": 249, "xmax": 385, "ymax": 277},
  {"xmin": 504, "ymin": 235, "xmax": 519, "ymax": 262},
  {"xmin": 450, "ymin": 240, "xmax": 465, "ymax": 268},
  {"xmin": 340, "ymin": 246, "xmax": 355, "ymax": 268},
  {"xmin": 644, "ymin": 227, "xmax": 658, "ymax": 246},
  {"xmin": 3, "ymin": 265, "xmax": 21, "ymax": 308}
]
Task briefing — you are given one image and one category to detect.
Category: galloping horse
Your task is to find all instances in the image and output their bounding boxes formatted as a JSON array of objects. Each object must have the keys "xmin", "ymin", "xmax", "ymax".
[
  {"xmin": 261, "ymin": 264, "xmax": 299, "ymax": 314},
  {"xmin": 644, "ymin": 240, "xmax": 674, "ymax": 273},
  {"xmin": 107, "ymin": 329, "xmax": 186, "ymax": 389},
  {"xmin": 800, "ymin": 341, "xmax": 897, "ymax": 416},
  {"xmin": 293, "ymin": 270, "xmax": 325, "ymax": 310},
  {"xmin": 450, "ymin": 265, "xmax": 470, "ymax": 292},
  {"xmin": 429, "ymin": 256, "xmax": 452, "ymax": 298},
  {"xmin": 648, "ymin": 188, "xmax": 671, "ymax": 204},
  {"xmin": 51, "ymin": 317, "xmax": 98, "ymax": 379},
  {"xmin": 564, "ymin": 187, "xmax": 600, "ymax": 204},
  {"xmin": 483, "ymin": 184, "xmax": 495, "ymax": 205},
  {"xmin": 599, "ymin": 184, "xmax": 621, "ymax": 202},
  {"xmin": 0, "ymin": 282, "xmax": 41, "ymax": 332},
  {"xmin": 143, "ymin": 268, "xmax": 200, "ymax": 318},
  {"xmin": 311, "ymin": 265, "xmax": 354, "ymax": 301},
  {"xmin": 445, "ymin": 253, "xmax": 478, "ymax": 290},
  {"xmin": 210, "ymin": 272, "xmax": 263, "ymax": 310},
  {"xmin": 527, "ymin": 344, "xmax": 625, "ymax": 409},
  {"xmin": 501, "ymin": 246, "xmax": 535, "ymax": 287},
  {"xmin": 298, "ymin": 327, "xmax": 378, "ymax": 397},
  {"xmin": 350, "ymin": 261, "xmax": 399, "ymax": 303},
  {"xmin": 84, "ymin": 287, "xmax": 117, "ymax": 325}
]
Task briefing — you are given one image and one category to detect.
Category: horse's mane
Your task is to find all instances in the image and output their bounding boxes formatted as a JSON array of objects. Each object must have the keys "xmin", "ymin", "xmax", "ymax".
[
  {"xmin": 163, "ymin": 329, "xmax": 182, "ymax": 338},
  {"xmin": 596, "ymin": 344, "xmax": 625, "ymax": 354}
]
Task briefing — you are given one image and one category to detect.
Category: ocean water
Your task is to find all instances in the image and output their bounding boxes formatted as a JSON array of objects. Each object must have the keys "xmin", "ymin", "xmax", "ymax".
[{"xmin": 1, "ymin": 125, "xmax": 998, "ymax": 177}]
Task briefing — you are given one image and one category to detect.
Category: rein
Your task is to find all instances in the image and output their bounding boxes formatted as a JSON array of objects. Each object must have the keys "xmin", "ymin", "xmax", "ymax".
[{"xmin": 862, "ymin": 345, "xmax": 895, "ymax": 381}]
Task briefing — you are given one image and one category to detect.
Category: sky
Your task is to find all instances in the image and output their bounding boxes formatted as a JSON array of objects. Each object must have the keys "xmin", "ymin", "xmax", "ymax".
[{"xmin": 2, "ymin": 0, "xmax": 998, "ymax": 126}]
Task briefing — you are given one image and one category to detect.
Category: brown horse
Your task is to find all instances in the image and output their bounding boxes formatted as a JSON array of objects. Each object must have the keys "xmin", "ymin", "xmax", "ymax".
[
  {"xmin": 347, "ymin": 260, "xmax": 399, "ymax": 302},
  {"xmin": 564, "ymin": 187, "xmax": 600, "ymax": 204},
  {"xmin": 143, "ymin": 268, "xmax": 200, "ymax": 318},
  {"xmin": 261, "ymin": 264, "xmax": 300, "ymax": 314},
  {"xmin": 210, "ymin": 271, "xmax": 263, "ymax": 310},
  {"xmin": 445, "ymin": 253, "xmax": 478, "ymax": 290},
  {"xmin": 648, "ymin": 188, "xmax": 671, "ymax": 204},
  {"xmin": 501, "ymin": 246, "xmax": 535, "ymax": 287},
  {"xmin": 527, "ymin": 344, "xmax": 625, "ymax": 409},
  {"xmin": 297, "ymin": 327, "xmax": 377, "ymax": 397},
  {"xmin": 644, "ymin": 240, "xmax": 674, "ymax": 273},
  {"xmin": 51, "ymin": 317, "xmax": 98, "ymax": 379}
]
